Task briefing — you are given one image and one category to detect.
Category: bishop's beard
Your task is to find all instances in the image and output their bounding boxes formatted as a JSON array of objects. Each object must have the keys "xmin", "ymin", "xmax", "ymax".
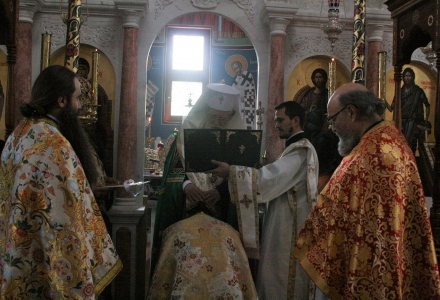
[{"xmin": 58, "ymin": 103, "xmax": 101, "ymax": 186}]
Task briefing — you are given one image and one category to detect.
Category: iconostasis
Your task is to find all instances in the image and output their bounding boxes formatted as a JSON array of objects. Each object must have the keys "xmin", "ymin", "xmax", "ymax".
[
  {"xmin": 384, "ymin": 62, "xmax": 436, "ymax": 143},
  {"xmin": 288, "ymin": 56, "xmax": 437, "ymax": 144},
  {"xmin": 50, "ymin": 44, "xmax": 116, "ymax": 128},
  {"xmin": 287, "ymin": 55, "xmax": 351, "ymax": 102}
]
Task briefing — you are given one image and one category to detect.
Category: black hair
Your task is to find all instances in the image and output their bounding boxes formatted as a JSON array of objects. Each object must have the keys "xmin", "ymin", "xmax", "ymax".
[
  {"xmin": 403, "ymin": 67, "xmax": 415, "ymax": 79},
  {"xmin": 20, "ymin": 65, "xmax": 78, "ymax": 118},
  {"xmin": 311, "ymin": 68, "xmax": 328, "ymax": 83},
  {"xmin": 275, "ymin": 101, "xmax": 306, "ymax": 128}
]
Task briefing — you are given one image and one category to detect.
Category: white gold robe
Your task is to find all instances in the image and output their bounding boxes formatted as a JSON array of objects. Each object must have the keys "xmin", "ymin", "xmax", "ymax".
[{"xmin": 229, "ymin": 138, "xmax": 319, "ymax": 300}]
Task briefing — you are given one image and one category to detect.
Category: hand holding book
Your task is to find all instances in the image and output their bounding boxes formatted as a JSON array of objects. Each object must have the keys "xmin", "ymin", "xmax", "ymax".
[{"xmin": 206, "ymin": 160, "xmax": 230, "ymax": 178}]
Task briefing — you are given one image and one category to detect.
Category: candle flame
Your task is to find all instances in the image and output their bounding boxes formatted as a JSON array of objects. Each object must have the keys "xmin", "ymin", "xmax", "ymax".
[
  {"xmin": 331, "ymin": 57, "xmax": 335, "ymax": 62},
  {"xmin": 149, "ymin": 117, "xmax": 151, "ymax": 123}
]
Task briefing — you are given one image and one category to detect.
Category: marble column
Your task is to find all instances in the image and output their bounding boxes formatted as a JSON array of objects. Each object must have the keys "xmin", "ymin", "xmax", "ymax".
[
  {"xmin": 116, "ymin": 12, "xmax": 142, "ymax": 197},
  {"xmin": 110, "ymin": 4, "xmax": 145, "ymax": 299},
  {"xmin": 266, "ymin": 18, "xmax": 290, "ymax": 164},
  {"xmin": 14, "ymin": 2, "xmax": 37, "ymax": 127},
  {"xmin": 366, "ymin": 27, "xmax": 384, "ymax": 95},
  {"xmin": 261, "ymin": 2, "xmax": 297, "ymax": 164}
]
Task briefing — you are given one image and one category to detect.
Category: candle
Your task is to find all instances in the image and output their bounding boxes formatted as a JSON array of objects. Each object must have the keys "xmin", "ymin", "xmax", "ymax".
[
  {"xmin": 40, "ymin": 33, "xmax": 51, "ymax": 71},
  {"xmin": 148, "ymin": 117, "xmax": 151, "ymax": 140},
  {"xmin": 328, "ymin": 58, "xmax": 336, "ymax": 99},
  {"xmin": 377, "ymin": 51, "xmax": 387, "ymax": 101},
  {"xmin": 173, "ymin": 128, "xmax": 179, "ymax": 137},
  {"xmin": 91, "ymin": 49, "xmax": 100, "ymax": 106}
]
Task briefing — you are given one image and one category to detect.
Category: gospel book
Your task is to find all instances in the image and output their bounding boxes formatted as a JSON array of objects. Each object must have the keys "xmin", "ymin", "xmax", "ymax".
[{"xmin": 184, "ymin": 129, "xmax": 263, "ymax": 172}]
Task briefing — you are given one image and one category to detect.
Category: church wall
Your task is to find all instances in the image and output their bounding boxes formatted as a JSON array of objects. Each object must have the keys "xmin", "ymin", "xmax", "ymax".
[
  {"xmin": 31, "ymin": 11, "xmax": 123, "ymax": 102},
  {"xmin": 9, "ymin": 0, "xmax": 438, "ymax": 182},
  {"xmin": 137, "ymin": 0, "xmax": 271, "ymax": 169},
  {"xmin": 147, "ymin": 34, "xmax": 258, "ymax": 140}
]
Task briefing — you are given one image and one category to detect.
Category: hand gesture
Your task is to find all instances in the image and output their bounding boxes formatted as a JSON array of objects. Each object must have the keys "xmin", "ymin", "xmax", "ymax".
[
  {"xmin": 206, "ymin": 160, "xmax": 230, "ymax": 178},
  {"xmin": 184, "ymin": 183, "xmax": 205, "ymax": 208},
  {"xmin": 184, "ymin": 183, "xmax": 221, "ymax": 209}
]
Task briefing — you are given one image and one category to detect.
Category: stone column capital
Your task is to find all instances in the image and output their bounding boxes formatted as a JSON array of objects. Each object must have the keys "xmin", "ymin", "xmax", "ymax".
[
  {"xmin": 19, "ymin": 0, "xmax": 39, "ymax": 24},
  {"xmin": 268, "ymin": 18, "xmax": 291, "ymax": 36},
  {"xmin": 367, "ymin": 26, "xmax": 385, "ymax": 43},
  {"xmin": 366, "ymin": 8, "xmax": 392, "ymax": 42},
  {"xmin": 260, "ymin": 1, "xmax": 298, "ymax": 36},
  {"xmin": 115, "ymin": 0, "xmax": 147, "ymax": 28}
]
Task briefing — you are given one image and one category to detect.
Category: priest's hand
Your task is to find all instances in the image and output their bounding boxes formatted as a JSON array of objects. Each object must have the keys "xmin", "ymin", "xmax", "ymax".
[
  {"xmin": 203, "ymin": 189, "xmax": 221, "ymax": 207},
  {"xmin": 184, "ymin": 183, "xmax": 205, "ymax": 208},
  {"xmin": 91, "ymin": 182, "xmax": 112, "ymax": 198},
  {"xmin": 207, "ymin": 160, "xmax": 230, "ymax": 178}
]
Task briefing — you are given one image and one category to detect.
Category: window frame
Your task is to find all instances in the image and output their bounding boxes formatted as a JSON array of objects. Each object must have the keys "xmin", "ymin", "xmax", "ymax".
[{"xmin": 163, "ymin": 25, "xmax": 212, "ymax": 124}]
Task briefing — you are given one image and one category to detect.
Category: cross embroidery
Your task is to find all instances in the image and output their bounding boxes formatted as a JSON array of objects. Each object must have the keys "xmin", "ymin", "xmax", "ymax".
[
  {"xmin": 240, "ymin": 194, "xmax": 252, "ymax": 209},
  {"xmin": 218, "ymin": 95, "xmax": 224, "ymax": 104},
  {"xmin": 239, "ymin": 144, "xmax": 246, "ymax": 154}
]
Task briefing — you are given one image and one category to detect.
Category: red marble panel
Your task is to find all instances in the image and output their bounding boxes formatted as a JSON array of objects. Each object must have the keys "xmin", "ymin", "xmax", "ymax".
[
  {"xmin": 14, "ymin": 22, "xmax": 32, "ymax": 126},
  {"xmin": 266, "ymin": 34, "xmax": 285, "ymax": 164},
  {"xmin": 117, "ymin": 27, "xmax": 139, "ymax": 197},
  {"xmin": 366, "ymin": 41, "xmax": 382, "ymax": 95}
]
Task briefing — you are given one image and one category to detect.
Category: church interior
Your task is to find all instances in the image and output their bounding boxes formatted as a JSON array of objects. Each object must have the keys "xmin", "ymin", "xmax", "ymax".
[{"xmin": 1, "ymin": 0, "xmax": 440, "ymax": 298}]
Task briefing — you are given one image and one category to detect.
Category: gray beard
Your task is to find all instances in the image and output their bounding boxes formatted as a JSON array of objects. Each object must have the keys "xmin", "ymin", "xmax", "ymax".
[{"xmin": 337, "ymin": 134, "xmax": 361, "ymax": 157}]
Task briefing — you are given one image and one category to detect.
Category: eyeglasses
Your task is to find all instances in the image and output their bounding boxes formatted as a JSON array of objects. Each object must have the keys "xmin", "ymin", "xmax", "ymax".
[{"xmin": 327, "ymin": 105, "xmax": 351, "ymax": 128}]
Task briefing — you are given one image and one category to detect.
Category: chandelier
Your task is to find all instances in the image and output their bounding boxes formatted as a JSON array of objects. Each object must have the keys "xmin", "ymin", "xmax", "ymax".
[{"xmin": 321, "ymin": 0, "xmax": 344, "ymax": 49}]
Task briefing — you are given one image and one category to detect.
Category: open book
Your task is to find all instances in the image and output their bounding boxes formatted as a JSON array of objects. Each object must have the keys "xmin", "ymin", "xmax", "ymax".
[{"xmin": 184, "ymin": 129, "xmax": 263, "ymax": 172}]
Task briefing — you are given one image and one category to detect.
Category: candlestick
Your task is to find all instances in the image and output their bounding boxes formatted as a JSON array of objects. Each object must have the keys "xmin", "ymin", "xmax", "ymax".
[
  {"xmin": 40, "ymin": 33, "xmax": 51, "ymax": 71},
  {"xmin": 328, "ymin": 58, "xmax": 336, "ymax": 99},
  {"xmin": 146, "ymin": 118, "xmax": 154, "ymax": 149},
  {"xmin": 148, "ymin": 117, "xmax": 151, "ymax": 140},
  {"xmin": 256, "ymin": 101, "xmax": 265, "ymax": 130},
  {"xmin": 91, "ymin": 50, "xmax": 100, "ymax": 106},
  {"xmin": 377, "ymin": 51, "xmax": 387, "ymax": 101}
]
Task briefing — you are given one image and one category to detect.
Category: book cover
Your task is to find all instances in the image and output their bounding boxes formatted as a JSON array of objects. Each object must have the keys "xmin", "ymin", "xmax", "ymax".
[{"xmin": 184, "ymin": 129, "xmax": 262, "ymax": 172}]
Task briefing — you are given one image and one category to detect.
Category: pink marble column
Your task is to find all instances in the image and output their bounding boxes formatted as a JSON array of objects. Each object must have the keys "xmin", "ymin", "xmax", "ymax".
[
  {"xmin": 365, "ymin": 26, "xmax": 384, "ymax": 95},
  {"xmin": 117, "ymin": 26, "xmax": 138, "ymax": 196},
  {"xmin": 366, "ymin": 41, "xmax": 382, "ymax": 94},
  {"xmin": 266, "ymin": 18, "xmax": 290, "ymax": 164},
  {"xmin": 14, "ymin": 21, "xmax": 33, "ymax": 127}
]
